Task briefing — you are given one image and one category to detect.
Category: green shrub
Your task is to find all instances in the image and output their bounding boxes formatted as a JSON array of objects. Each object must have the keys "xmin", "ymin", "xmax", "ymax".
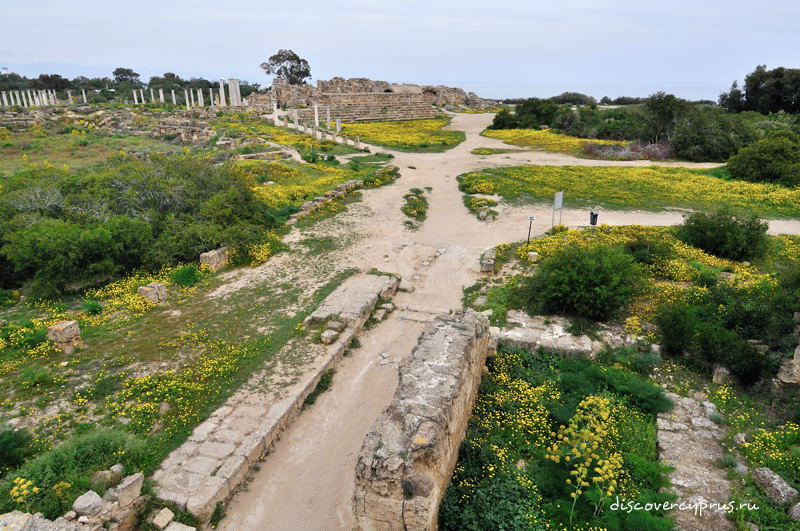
[
  {"xmin": 677, "ymin": 209, "xmax": 768, "ymax": 261},
  {"xmin": 80, "ymin": 299, "xmax": 103, "ymax": 315},
  {"xmin": 522, "ymin": 244, "xmax": 643, "ymax": 320},
  {"xmin": 19, "ymin": 367, "xmax": 54, "ymax": 392},
  {"xmin": 623, "ymin": 235, "xmax": 675, "ymax": 266},
  {"xmin": 0, "ymin": 425, "xmax": 32, "ymax": 474},
  {"xmin": 169, "ymin": 264, "xmax": 200, "ymax": 287},
  {"xmin": 726, "ymin": 131, "xmax": 800, "ymax": 186}
]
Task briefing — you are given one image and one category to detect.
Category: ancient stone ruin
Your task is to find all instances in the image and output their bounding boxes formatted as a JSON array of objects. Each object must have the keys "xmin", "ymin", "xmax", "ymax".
[
  {"xmin": 199, "ymin": 248, "xmax": 229, "ymax": 272},
  {"xmin": 353, "ymin": 309, "xmax": 490, "ymax": 531},
  {"xmin": 137, "ymin": 282, "xmax": 167, "ymax": 304}
]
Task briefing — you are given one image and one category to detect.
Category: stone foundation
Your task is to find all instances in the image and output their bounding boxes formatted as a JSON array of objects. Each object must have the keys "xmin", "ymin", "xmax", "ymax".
[
  {"xmin": 353, "ymin": 309, "xmax": 490, "ymax": 531},
  {"xmin": 295, "ymin": 93, "xmax": 437, "ymax": 123},
  {"xmin": 152, "ymin": 274, "xmax": 399, "ymax": 524}
]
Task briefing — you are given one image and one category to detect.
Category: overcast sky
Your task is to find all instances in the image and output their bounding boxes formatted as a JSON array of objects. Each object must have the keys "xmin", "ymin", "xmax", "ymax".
[{"xmin": 2, "ymin": 0, "xmax": 798, "ymax": 100}]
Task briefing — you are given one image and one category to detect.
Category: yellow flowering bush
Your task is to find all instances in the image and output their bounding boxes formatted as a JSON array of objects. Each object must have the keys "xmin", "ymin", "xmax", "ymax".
[
  {"xmin": 457, "ymin": 165, "xmax": 800, "ymax": 218},
  {"xmin": 441, "ymin": 346, "xmax": 673, "ymax": 531},
  {"xmin": 340, "ymin": 118, "xmax": 465, "ymax": 152},
  {"xmin": 482, "ymin": 128, "xmax": 627, "ymax": 154}
]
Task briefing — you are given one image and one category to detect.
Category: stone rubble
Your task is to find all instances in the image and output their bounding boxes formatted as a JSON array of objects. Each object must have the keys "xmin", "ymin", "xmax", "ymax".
[
  {"xmin": 199, "ymin": 248, "xmax": 228, "ymax": 272},
  {"xmin": 752, "ymin": 467, "xmax": 799, "ymax": 506}
]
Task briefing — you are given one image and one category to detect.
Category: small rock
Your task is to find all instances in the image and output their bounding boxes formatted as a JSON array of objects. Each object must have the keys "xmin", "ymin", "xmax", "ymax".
[
  {"xmin": 373, "ymin": 309, "xmax": 387, "ymax": 321},
  {"xmin": 651, "ymin": 343, "xmax": 661, "ymax": 354},
  {"xmin": 151, "ymin": 507, "xmax": 175, "ymax": 529},
  {"xmin": 380, "ymin": 302, "xmax": 395, "ymax": 312},
  {"xmin": 712, "ymin": 366, "xmax": 732, "ymax": 384},
  {"xmin": 752, "ymin": 467, "xmax": 799, "ymax": 505},
  {"xmin": 474, "ymin": 295, "xmax": 487, "ymax": 307},
  {"xmin": 159, "ymin": 402, "xmax": 171, "ymax": 415},
  {"xmin": 91, "ymin": 469, "xmax": 121, "ymax": 486},
  {"xmin": 701, "ymin": 401, "xmax": 718, "ymax": 417},
  {"xmin": 734, "ymin": 432, "xmax": 747, "ymax": 445},
  {"xmin": 527, "ymin": 251, "xmax": 539, "ymax": 261},
  {"xmin": 789, "ymin": 501, "xmax": 800, "ymax": 521},
  {"xmin": 479, "ymin": 248, "xmax": 496, "ymax": 273},
  {"xmin": 63, "ymin": 511, "xmax": 77, "ymax": 521},
  {"xmin": 735, "ymin": 463, "xmax": 749, "ymax": 476},
  {"xmin": 73, "ymin": 490, "xmax": 103, "ymax": 516},
  {"xmin": 115, "ymin": 473, "xmax": 144, "ymax": 508},
  {"xmin": 137, "ymin": 282, "xmax": 167, "ymax": 304},
  {"xmin": 327, "ymin": 321, "xmax": 345, "ymax": 332},
  {"xmin": 718, "ymin": 271, "xmax": 736, "ymax": 280},
  {"xmin": 320, "ymin": 329, "xmax": 339, "ymax": 344}
]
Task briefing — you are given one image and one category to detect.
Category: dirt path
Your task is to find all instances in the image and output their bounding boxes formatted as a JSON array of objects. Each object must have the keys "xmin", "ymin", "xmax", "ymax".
[{"xmin": 219, "ymin": 113, "xmax": 800, "ymax": 531}]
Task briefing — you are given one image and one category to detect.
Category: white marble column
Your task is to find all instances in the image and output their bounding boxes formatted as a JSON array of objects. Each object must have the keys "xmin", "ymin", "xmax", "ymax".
[
  {"xmin": 133, "ymin": 90, "xmax": 139, "ymax": 105},
  {"xmin": 67, "ymin": 90, "xmax": 74, "ymax": 104},
  {"xmin": 197, "ymin": 89, "xmax": 204, "ymax": 107},
  {"xmin": 81, "ymin": 89, "xmax": 87, "ymax": 104},
  {"xmin": 150, "ymin": 88, "xmax": 155, "ymax": 102},
  {"xmin": 159, "ymin": 88, "xmax": 165, "ymax": 104},
  {"xmin": 209, "ymin": 88, "xmax": 214, "ymax": 107},
  {"xmin": 336, "ymin": 118, "xmax": 341, "ymax": 133},
  {"xmin": 33, "ymin": 92, "xmax": 40, "ymax": 106},
  {"xmin": 171, "ymin": 90, "xmax": 176, "ymax": 105},
  {"xmin": 22, "ymin": 91, "xmax": 29, "ymax": 107},
  {"xmin": 313, "ymin": 104, "xmax": 319, "ymax": 127},
  {"xmin": 1, "ymin": 91, "xmax": 7, "ymax": 106},
  {"xmin": 184, "ymin": 89, "xmax": 190, "ymax": 110},
  {"xmin": 218, "ymin": 79, "xmax": 226, "ymax": 107},
  {"xmin": 139, "ymin": 89, "xmax": 145, "ymax": 104},
  {"xmin": 189, "ymin": 89, "xmax": 195, "ymax": 107}
]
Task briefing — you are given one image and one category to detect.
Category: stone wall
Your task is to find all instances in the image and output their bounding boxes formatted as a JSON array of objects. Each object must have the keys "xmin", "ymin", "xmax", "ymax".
[
  {"xmin": 271, "ymin": 76, "xmax": 491, "ymax": 110},
  {"xmin": 295, "ymin": 93, "xmax": 437, "ymax": 123},
  {"xmin": 353, "ymin": 309, "xmax": 490, "ymax": 531}
]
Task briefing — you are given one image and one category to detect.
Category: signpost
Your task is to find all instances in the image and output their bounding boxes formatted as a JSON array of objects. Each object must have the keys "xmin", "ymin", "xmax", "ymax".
[
  {"xmin": 526, "ymin": 216, "xmax": 536, "ymax": 243},
  {"xmin": 552, "ymin": 191, "xmax": 564, "ymax": 227}
]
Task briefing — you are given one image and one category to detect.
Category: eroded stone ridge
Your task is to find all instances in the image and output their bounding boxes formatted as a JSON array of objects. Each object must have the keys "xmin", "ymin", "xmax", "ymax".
[
  {"xmin": 306, "ymin": 274, "xmax": 398, "ymax": 326},
  {"xmin": 353, "ymin": 309, "xmax": 490, "ymax": 531}
]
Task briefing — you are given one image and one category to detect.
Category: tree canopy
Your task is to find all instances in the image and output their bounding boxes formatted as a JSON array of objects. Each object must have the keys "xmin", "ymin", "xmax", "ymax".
[{"xmin": 260, "ymin": 49, "xmax": 311, "ymax": 85}]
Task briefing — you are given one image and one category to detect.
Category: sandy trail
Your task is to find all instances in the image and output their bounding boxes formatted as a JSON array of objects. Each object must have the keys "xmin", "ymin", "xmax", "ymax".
[{"xmin": 219, "ymin": 113, "xmax": 800, "ymax": 531}]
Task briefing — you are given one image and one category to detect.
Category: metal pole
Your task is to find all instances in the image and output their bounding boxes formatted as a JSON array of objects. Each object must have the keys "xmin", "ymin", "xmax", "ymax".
[{"xmin": 527, "ymin": 220, "xmax": 533, "ymax": 244}]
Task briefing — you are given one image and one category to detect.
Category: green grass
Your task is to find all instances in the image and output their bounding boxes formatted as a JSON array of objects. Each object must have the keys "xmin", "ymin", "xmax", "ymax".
[
  {"xmin": 457, "ymin": 165, "xmax": 800, "ymax": 218},
  {"xmin": 339, "ymin": 117, "xmax": 466, "ymax": 152},
  {"xmin": 470, "ymin": 147, "xmax": 519, "ymax": 155},
  {"xmin": 0, "ymin": 130, "xmax": 186, "ymax": 174},
  {"xmin": 347, "ymin": 152, "xmax": 395, "ymax": 163},
  {"xmin": 303, "ymin": 369, "xmax": 335, "ymax": 407},
  {"xmin": 401, "ymin": 188, "xmax": 429, "ymax": 227}
]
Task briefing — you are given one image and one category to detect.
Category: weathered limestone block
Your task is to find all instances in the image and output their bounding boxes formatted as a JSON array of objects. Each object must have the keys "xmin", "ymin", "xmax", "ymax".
[
  {"xmin": 712, "ymin": 366, "xmax": 732, "ymax": 385},
  {"xmin": 73, "ymin": 491, "xmax": 103, "ymax": 516},
  {"xmin": 138, "ymin": 282, "xmax": 167, "ymax": 304},
  {"xmin": 479, "ymin": 248, "xmax": 496, "ymax": 273},
  {"xmin": 353, "ymin": 310, "xmax": 490, "ymax": 531},
  {"xmin": 199, "ymin": 248, "xmax": 228, "ymax": 272},
  {"xmin": 116, "ymin": 473, "xmax": 144, "ymax": 508},
  {"xmin": 306, "ymin": 274, "xmax": 399, "ymax": 325},
  {"xmin": 752, "ymin": 467, "xmax": 799, "ymax": 505},
  {"xmin": 164, "ymin": 522, "xmax": 196, "ymax": 531},
  {"xmin": 151, "ymin": 507, "xmax": 174, "ymax": 529},
  {"xmin": 47, "ymin": 320, "xmax": 81, "ymax": 353},
  {"xmin": 789, "ymin": 501, "xmax": 800, "ymax": 521},
  {"xmin": 777, "ymin": 345, "xmax": 800, "ymax": 384},
  {"xmin": 320, "ymin": 329, "xmax": 339, "ymax": 344}
]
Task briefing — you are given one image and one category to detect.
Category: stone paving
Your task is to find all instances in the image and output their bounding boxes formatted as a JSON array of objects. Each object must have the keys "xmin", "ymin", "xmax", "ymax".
[
  {"xmin": 151, "ymin": 274, "xmax": 398, "ymax": 523},
  {"xmin": 657, "ymin": 391, "xmax": 733, "ymax": 531}
]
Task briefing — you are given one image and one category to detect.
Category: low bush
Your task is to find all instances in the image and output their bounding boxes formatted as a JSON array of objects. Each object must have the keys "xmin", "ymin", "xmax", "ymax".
[
  {"xmin": 677, "ymin": 209, "xmax": 768, "ymax": 261},
  {"xmin": 726, "ymin": 131, "xmax": 800, "ymax": 186},
  {"xmin": 0, "ymin": 425, "xmax": 32, "ymax": 474},
  {"xmin": 169, "ymin": 264, "xmax": 200, "ymax": 287},
  {"xmin": 400, "ymin": 188, "xmax": 428, "ymax": 223},
  {"xmin": 80, "ymin": 299, "xmax": 103, "ymax": 315},
  {"xmin": 522, "ymin": 244, "xmax": 643, "ymax": 320}
]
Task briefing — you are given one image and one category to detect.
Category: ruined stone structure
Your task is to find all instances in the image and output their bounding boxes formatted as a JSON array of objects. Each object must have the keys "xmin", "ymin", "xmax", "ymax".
[
  {"xmin": 353, "ymin": 309, "xmax": 490, "ymax": 531},
  {"xmin": 152, "ymin": 274, "xmax": 399, "ymax": 524},
  {"xmin": 267, "ymin": 76, "xmax": 491, "ymax": 123}
]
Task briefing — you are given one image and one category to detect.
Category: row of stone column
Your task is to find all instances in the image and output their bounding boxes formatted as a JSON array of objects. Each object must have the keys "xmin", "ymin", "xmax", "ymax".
[
  {"xmin": 131, "ymin": 78, "xmax": 244, "ymax": 109},
  {"xmin": 0, "ymin": 88, "xmax": 88, "ymax": 108},
  {"xmin": 281, "ymin": 114, "xmax": 360, "ymax": 148},
  {"xmin": 290, "ymin": 104, "xmax": 342, "ymax": 132}
]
